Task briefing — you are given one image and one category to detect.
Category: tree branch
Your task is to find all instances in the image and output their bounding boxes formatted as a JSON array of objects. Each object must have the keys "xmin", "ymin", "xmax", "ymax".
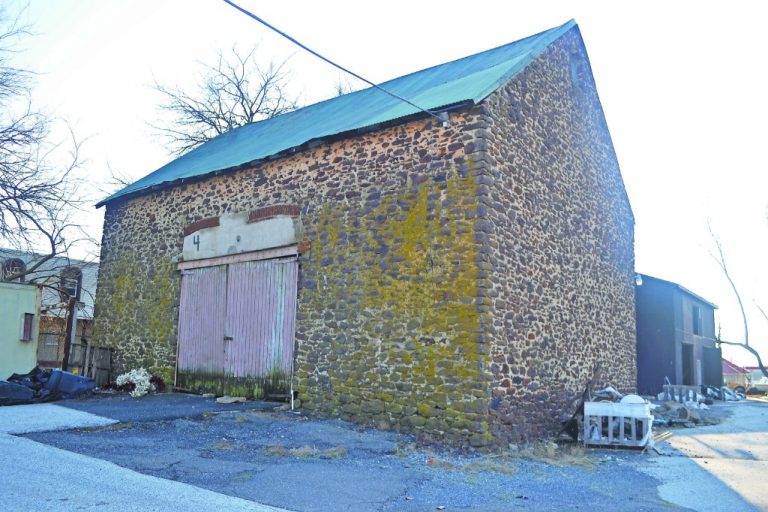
[
  {"xmin": 0, "ymin": 7, "xmax": 88, "ymax": 282},
  {"xmin": 717, "ymin": 339, "xmax": 768, "ymax": 379},
  {"xmin": 151, "ymin": 45, "xmax": 299, "ymax": 156},
  {"xmin": 708, "ymin": 220, "xmax": 749, "ymax": 346}
]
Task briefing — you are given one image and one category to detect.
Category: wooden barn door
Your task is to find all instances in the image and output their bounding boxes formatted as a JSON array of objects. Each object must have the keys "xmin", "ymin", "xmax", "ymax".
[
  {"xmin": 177, "ymin": 265, "xmax": 228, "ymax": 375},
  {"xmin": 224, "ymin": 258, "xmax": 298, "ymax": 387},
  {"xmin": 176, "ymin": 256, "xmax": 298, "ymax": 397}
]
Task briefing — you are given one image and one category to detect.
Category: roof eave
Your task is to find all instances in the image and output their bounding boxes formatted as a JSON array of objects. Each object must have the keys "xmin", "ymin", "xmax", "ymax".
[{"xmin": 638, "ymin": 273, "xmax": 718, "ymax": 310}]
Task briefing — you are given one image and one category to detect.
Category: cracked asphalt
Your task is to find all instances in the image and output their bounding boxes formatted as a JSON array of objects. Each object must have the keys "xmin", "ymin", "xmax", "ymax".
[{"xmin": 13, "ymin": 392, "xmax": 722, "ymax": 512}]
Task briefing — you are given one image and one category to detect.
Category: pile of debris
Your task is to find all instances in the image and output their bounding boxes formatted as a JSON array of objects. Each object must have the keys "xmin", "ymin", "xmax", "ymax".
[
  {"xmin": 0, "ymin": 366, "xmax": 95, "ymax": 406},
  {"xmin": 652, "ymin": 401, "xmax": 714, "ymax": 428},
  {"xmin": 703, "ymin": 385, "xmax": 746, "ymax": 401},
  {"xmin": 651, "ymin": 382, "xmax": 726, "ymax": 428},
  {"xmin": 561, "ymin": 371, "xmax": 736, "ymax": 450}
]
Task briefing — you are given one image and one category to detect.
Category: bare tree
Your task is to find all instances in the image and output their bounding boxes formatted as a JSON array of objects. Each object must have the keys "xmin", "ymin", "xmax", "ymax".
[
  {"xmin": 97, "ymin": 162, "xmax": 134, "ymax": 194},
  {"xmin": 152, "ymin": 46, "xmax": 299, "ymax": 156},
  {"xmin": 333, "ymin": 75, "xmax": 361, "ymax": 97},
  {"xmin": 708, "ymin": 221, "xmax": 768, "ymax": 378},
  {"xmin": 0, "ymin": 7, "xmax": 87, "ymax": 283}
]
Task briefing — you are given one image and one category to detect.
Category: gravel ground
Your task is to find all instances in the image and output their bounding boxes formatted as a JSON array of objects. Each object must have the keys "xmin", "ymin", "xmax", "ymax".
[{"xmin": 24, "ymin": 394, "xmax": 687, "ymax": 512}]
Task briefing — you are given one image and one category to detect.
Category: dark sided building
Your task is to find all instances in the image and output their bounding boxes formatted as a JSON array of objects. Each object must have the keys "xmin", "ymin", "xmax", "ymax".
[{"xmin": 635, "ymin": 273, "xmax": 722, "ymax": 395}]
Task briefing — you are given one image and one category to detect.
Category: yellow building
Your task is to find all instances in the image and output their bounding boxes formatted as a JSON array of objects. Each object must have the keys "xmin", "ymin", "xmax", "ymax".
[{"xmin": 0, "ymin": 281, "xmax": 41, "ymax": 379}]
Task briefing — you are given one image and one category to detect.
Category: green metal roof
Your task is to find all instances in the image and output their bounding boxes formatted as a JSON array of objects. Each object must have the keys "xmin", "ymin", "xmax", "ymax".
[{"xmin": 98, "ymin": 20, "xmax": 576, "ymax": 207}]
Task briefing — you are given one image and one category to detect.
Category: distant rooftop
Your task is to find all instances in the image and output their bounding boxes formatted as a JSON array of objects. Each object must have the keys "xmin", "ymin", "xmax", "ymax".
[
  {"xmin": 0, "ymin": 249, "xmax": 98, "ymax": 319},
  {"xmin": 98, "ymin": 20, "xmax": 577, "ymax": 207},
  {"xmin": 722, "ymin": 359, "xmax": 748, "ymax": 375}
]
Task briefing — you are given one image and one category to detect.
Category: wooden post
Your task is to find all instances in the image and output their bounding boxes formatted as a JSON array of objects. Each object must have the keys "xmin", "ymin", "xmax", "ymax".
[
  {"xmin": 61, "ymin": 297, "xmax": 77, "ymax": 371},
  {"xmin": 83, "ymin": 341, "xmax": 92, "ymax": 378}
]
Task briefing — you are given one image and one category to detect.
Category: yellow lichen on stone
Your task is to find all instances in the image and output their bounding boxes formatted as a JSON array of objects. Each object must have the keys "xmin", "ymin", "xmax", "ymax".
[
  {"xmin": 296, "ymin": 164, "xmax": 488, "ymax": 442},
  {"xmin": 95, "ymin": 253, "xmax": 178, "ymax": 378}
]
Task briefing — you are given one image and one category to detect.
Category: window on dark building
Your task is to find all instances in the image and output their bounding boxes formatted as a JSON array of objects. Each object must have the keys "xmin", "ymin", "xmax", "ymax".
[
  {"xmin": 692, "ymin": 305, "xmax": 702, "ymax": 336},
  {"xmin": 21, "ymin": 313, "xmax": 34, "ymax": 341}
]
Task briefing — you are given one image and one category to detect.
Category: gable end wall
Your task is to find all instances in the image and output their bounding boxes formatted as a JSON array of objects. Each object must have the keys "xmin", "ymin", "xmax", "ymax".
[{"xmin": 479, "ymin": 28, "xmax": 637, "ymax": 442}]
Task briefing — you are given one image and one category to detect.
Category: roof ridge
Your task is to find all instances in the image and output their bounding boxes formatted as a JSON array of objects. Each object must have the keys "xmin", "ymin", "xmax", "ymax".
[
  {"xmin": 0, "ymin": 248, "xmax": 98, "ymax": 267},
  {"xmin": 373, "ymin": 19, "xmax": 576, "ymax": 92},
  {"xmin": 256, "ymin": 20, "xmax": 576, "ymax": 120},
  {"xmin": 98, "ymin": 20, "xmax": 577, "ymax": 207},
  {"xmin": 723, "ymin": 359, "xmax": 748, "ymax": 373},
  {"xmin": 209, "ymin": 20, "xmax": 577, "ymax": 134}
]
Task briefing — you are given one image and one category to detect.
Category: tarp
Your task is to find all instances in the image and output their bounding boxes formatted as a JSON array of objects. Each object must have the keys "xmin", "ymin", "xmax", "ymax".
[{"xmin": 0, "ymin": 367, "xmax": 95, "ymax": 406}]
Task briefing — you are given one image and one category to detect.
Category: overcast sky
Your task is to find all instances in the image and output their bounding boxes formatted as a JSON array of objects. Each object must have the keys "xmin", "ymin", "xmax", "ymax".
[{"xmin": 6, "ymin": 1, "xmax": 767, "ymax": 366}]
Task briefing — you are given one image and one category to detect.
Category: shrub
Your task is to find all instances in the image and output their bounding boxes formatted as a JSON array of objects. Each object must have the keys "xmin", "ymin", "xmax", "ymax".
[
  {"xmin": 115, "ymin": 368, "xmax": 155, "ymax": 398},
  {"xmin": 149, "ymin": 375, "xmax": 166, "ymax": 393}
]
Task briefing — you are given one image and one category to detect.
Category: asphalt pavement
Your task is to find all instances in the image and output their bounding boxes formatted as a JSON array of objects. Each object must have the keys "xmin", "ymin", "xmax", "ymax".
[
  {"xmin": 21, "ymin": 393, "xmax": 684, "ymax": 512},
  {"xmin": 4, "ymin": 392, "xmax": 765, "ymax": 511},
  {"xmin": 58, "ymin": 391, "xmax": 279, "ymax": 422},
  {"xmin": 637, "ymin": 399, "xmax": 768, "ymax": 511},
  {"xmin": 0, "ymin": 394, "xmax": 288, "ymax": 512},
  {"xmin": 1, "ymin": 433, "xmax": 288, "ymax": 512}
]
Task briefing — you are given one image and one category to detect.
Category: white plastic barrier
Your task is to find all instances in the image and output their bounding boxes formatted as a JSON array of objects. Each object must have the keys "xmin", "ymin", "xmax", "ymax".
[
  {"xmin": 662, "ymin": 384, "xmax": 699, "ymax": 403},
  {"xmin": 583, "ymin": 400, "xmax": 653, "ymax": 448}
]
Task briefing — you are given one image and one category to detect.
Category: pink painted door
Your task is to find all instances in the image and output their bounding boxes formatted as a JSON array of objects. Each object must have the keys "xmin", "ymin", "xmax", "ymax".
[
  {"xmin": 177, "ymin": 265, "xmax": 227, "ymax": 374},
  {"xmin": 177, "ymin": 257, "xmax": 298, "ymax": 394}
]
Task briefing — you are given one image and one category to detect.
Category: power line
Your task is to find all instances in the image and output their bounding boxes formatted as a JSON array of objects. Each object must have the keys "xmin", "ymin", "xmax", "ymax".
[{"xmin": 221, "ymin": 0, "xmax": 445, "ymax": 123}]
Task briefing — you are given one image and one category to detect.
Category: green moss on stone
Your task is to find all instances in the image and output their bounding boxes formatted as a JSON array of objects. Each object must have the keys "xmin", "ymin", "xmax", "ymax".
[{"xmin": 297, "ymin": 164, "xmax": 490, "ymax": 442}]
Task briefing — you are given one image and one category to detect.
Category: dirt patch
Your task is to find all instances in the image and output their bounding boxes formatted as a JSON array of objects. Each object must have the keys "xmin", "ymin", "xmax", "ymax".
[
  {"xmin": 264, "ymin": 444, "xmax": 349, "ymax": 459},
  {"xmin": 421, "ymin": 455, "xmax": 517, "ymax": 475},
  {"xmin": 516, "ymin": 441, "xmax": 594, "ymax": 467},
  {"xmin": 77, "ymin": 422, "xmax": 133, "ymax": 432},
  {"xmin": 209, "ymin": 441, "xmax": 237, "ymax": 450},
  {"xmin": 419, "ymin": 440, "xmax": 592, "ymax": 475}
]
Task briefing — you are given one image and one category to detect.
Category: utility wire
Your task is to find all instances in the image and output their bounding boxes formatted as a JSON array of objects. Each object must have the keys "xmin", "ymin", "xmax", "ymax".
[{"xmin": 221, "ymin": 0, "xmax": 444, "ymax": 122}]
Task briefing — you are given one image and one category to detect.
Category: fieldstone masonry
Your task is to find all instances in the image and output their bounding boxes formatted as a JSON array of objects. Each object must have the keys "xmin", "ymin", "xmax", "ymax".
[
  {"xmin": 94, "ymin": 28, "xmax": 635, "ymax": 447},
  {"xmin": 480, "ymin": 29, "xmax": 636, "ymax": 442}
]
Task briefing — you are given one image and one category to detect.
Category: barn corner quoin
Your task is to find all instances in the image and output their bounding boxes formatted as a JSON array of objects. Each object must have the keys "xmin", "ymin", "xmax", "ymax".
[{"xmin": 92, "ymin": 21, "xmax": 636, "ymax": 448}]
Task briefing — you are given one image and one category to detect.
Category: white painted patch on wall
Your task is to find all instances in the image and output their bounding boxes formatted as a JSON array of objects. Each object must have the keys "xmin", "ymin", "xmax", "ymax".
[{"xmin": 182, "ymin": 212, "xmax": 300, "ymax": 261}]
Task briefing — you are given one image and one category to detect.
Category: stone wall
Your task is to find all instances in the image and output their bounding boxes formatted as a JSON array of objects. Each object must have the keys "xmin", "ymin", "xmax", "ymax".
[
  {"xmin": 94, "ymin": 110, "xmax": 494, "ymax": 446},
  {"xmin": 296, "ymin": 150, "xmax": 491, "ymax": 447},
  {"xmin": 478, "ymin": 28, "xmax": 637, "ymax": 442}
]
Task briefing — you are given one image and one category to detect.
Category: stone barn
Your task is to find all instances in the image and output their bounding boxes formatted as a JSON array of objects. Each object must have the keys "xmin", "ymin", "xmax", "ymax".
[{"xmin": 94, "ymin": 20, "xmax": 636, "ymax": 446}]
